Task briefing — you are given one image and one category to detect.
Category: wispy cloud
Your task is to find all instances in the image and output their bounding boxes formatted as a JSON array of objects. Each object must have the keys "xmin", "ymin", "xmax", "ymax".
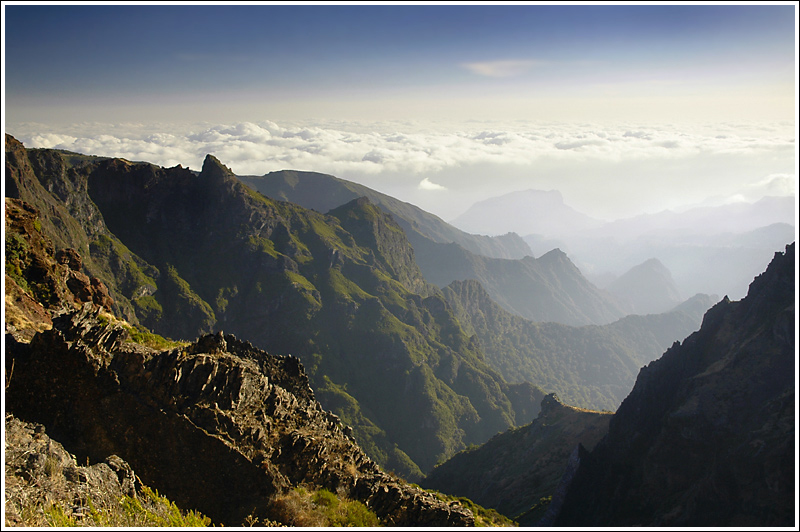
[{"xmin": 461, "ymin": 59, "xmax": 545, "ymax": 78}]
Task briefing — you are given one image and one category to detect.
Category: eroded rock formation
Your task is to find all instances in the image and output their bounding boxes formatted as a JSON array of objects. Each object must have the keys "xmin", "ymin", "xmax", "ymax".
[{"xmin": 5, "ymin": 304, "xmax": 474, "ymax": 526}]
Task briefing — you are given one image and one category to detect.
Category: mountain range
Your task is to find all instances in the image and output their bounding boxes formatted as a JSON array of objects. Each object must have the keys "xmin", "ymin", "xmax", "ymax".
[
  {"xmin": 556, "ymin": 242, "xmax": 795, "ymax": 526},
  {"xmin": 240, "ymin": 170, "xmax": 532, "ymax": 260},
  {"xmin": 5, "ymin": 135, "xmax": 541, "ymax": 481},
  {"xmin": 242, "ymin": 170, "xmax": 653, "ymax": 326},
  {"xmin": 419, "ymin": 243, "xmax": 795, "ymax": 526},
  {"xmin": 5, "ymin": 132, "xmax": 793, "ymax": 526},
  {"xmin": 450, "ymin": 187, "xmax": 796, "ymax": 301}
]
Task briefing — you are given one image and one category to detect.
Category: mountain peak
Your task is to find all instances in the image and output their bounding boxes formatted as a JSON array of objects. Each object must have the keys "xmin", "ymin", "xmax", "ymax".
[{"xmin": 200, "ymin": 154, "xmax": 235, "ymax": 181}]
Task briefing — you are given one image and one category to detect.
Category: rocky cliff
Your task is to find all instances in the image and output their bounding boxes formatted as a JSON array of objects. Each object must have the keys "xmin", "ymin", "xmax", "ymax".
[
  {"xmin": 5, "ymin": 304, "xmax": 474, "ymax": 526},
  {"xmin": 555, "ymin": 243, "xmax": 796, "ymax": 526}
]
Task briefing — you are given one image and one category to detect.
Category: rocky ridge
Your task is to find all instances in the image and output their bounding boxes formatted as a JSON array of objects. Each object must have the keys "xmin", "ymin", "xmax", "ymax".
[{"xmin": 5, "ymin": 304, "xmax": 474, "ymax": 526}]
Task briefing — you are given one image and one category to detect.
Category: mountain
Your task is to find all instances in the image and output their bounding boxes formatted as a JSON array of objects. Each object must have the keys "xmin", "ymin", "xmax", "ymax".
[
  {"xmin": 239, "ymin": 170, "xmax": 532, "ymax": 260},
  {"xmin": 450, "ymin": 188, "xmax": 603, "ymax": 237},
  {"xmin": 593, "ymin": 196, "xmax": 796, "ymax": 240},
  {"xmin": 448, "ymin": 187, "xmax": 795, "ymax": 300},
  {"xmin": 422, "ymin": 393, "xmax": 612, "ymax": 526},
  {"xmin": 606, "ymin": 257, "xmax": 682, "ymax": 315},
  {"xmin": 441, "ymin": 278, "xmax": 716, "ymax": 410},
  {"xmin": 562, "ymin": 222, "xmax": 797, "ymax": 301},
  {"xmin": 4, "ymin": 134, "xmax": 542, "ymax": 481},
  {"xmin": 554, "ymin": 243, "xmax": 796, "ymax": 526},
  {"xmin": 417, "ymin": 241, "xmax": 631, "ymax": 326},
  {"xmin": 241, "ymin": 169, "xmax": 633, "ymax": 326}
]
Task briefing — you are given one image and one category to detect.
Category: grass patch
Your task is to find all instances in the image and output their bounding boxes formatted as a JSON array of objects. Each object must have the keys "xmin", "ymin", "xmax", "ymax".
[
  {"xmin": 40, "ymin": 487, "xmax": 212, "ymax": 527},
  {"xmin": 270, "ymin": 486, "xmax": 379, "ymax": 527}
]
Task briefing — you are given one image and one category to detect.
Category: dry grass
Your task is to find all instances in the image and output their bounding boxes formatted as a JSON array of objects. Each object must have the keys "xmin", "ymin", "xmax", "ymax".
[{"xmin": 4, "ymin": 415, "xmax": 211, "ymax": 528}]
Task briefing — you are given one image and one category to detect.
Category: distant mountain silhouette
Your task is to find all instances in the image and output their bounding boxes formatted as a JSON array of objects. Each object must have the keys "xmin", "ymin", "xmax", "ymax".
[
  {"xmin": 450, "ymin": 189, "xmax": 602, "ymax": 237},
  {"xmin": 606, "ymin": 258, "xmax": 682, "ymax": 315}
]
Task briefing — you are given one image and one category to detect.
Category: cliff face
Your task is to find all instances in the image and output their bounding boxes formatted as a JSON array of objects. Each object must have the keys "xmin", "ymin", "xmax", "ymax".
[
  {"xmin": 422, "ymin": 393, "xmax": 611, "ymax": 525},
  {"xmin": 555, "ymin": 243, "xmax": 796, "ymax": 526},
  {"xmin": 4, "ymin": 304, "xmax": 474, "ymax": 526}
]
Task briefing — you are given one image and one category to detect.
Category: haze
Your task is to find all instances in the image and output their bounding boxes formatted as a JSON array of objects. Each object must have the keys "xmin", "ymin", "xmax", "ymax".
[{"xmin": 3, "ymin": 3, "xmax": 797, "ymax": 222}]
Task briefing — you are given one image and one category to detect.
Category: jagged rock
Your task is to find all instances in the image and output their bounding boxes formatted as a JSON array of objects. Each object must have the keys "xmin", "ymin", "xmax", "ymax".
[
  {"xmin": 5, "ymin": 198, "xmax": 114, "ymax": 317},
  {"xmin": 5, "ymin": 304, "xmax": 474, "ymax": 526},
  {"xmin": 55, "ymin": 248, "xmax": 82, "ymax": 271}
]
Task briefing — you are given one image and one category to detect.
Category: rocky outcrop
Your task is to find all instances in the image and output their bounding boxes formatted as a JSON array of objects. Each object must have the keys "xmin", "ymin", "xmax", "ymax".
[
  {"xmin": 5, "ymin": 198, "xmax": 114, "ymax": 325},
  {"xmin": 5, "ymin": 304, "xmax": 474, "ymax": 526},
  {"xmin": 422, "ymin": 393, "xmax": 611, "ymax": 525},
  {"xmin": 555, "ymin": 243, "xmax": 796, "ymax": 526},
  {"xmin": 5, "ymin": 415, "xmax": 138, "ymax": 526}
]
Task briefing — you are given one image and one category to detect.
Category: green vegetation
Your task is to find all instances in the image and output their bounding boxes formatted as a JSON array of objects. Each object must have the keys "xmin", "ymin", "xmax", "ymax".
[
  {"xmin": 125, "ymin": 324, "xmax": 187, "ymax": 351},
  {"xmin": 426, "ymin": 490, "xmax": 516, "ymax": 527},
  {"xmin": 247, "ymin": 235, "xmax": 278, "ymax": 257},
  {"xmin": 5, "ymin": 232, "xmax": 30, "ymax": 292},
  {"xmin": 132, "ymin": 295, "xmax": 163, "ymax": 323},
  {"xmin": 443, "ymin": 279, "xmax": 708, "ymax": 410},
  {"xmin": 269, "ymin": 487, "xmax": 379, "ymax": 527},
  {"xmin": 40, "ymin": 487, "xmax": 212, "ymax": 527}
]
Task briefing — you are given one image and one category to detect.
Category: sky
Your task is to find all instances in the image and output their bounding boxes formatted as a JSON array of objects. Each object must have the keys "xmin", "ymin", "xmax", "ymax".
[{"xmin": 2, "ymin": 2, "xmax": 798, "ymax": 223}]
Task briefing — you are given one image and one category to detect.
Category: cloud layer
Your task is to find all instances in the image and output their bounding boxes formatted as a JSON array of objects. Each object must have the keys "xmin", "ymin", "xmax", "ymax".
[{"xmin": 10, "ymin": 119, "xmax": 796, "ymax": 220}]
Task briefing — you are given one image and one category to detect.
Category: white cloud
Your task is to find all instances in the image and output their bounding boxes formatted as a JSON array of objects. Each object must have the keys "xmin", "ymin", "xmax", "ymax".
[
  {"xmin": 461, "ymin": 60, "xmax": 544, "ymax": 78},
  {"xmin": 10, "ymin": 118, "xmax": 794, "ymax": 220},
  {"xmin": 418, "ymin": 177, "xmax": 447, "ymax": 191}
]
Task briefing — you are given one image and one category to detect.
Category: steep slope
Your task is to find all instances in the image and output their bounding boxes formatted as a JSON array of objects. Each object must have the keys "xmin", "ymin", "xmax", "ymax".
[
  {"xmin": 606, "ymin": 257, "xmax": 683, "ymax": 315},
  {"xmin": 4, "ymin": 305, "xmax": 474, "ymax": 527},
  {"xmin": 5, "ymin": 135, "xmax": 542, "ymax": 480},
  {"xmin": 422, "ymin": 393, "xmax": 611, "ymax": 525},
  {"xmin": 5, "ymin": 135, "xmax": 159, "ymax": 325},
  {"xmin": 441, "ymin": 278, "xmax": 715, "ymax": 410},
  {"xmin": 555, "ymin": 243, "xmax": 795, "ymax": 526},
  {"xmin": 240, "ymin": 170, "xmax": 532, "ymax": 259}
]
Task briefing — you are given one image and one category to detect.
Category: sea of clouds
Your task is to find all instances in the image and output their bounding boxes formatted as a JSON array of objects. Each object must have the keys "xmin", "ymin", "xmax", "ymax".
[{"xmin": 9, "ymin": 119, "xmax": 796, "ymax": 221}]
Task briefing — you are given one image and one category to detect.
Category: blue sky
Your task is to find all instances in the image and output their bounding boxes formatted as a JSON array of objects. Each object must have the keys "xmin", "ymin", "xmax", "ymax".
[
  {"xmin": 2, "ymin": 3, "xmax": 797, "ymax": 222},
  {"xmin": 4, "ymin": 4, "xmax": 795, "ymax": 122}
]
